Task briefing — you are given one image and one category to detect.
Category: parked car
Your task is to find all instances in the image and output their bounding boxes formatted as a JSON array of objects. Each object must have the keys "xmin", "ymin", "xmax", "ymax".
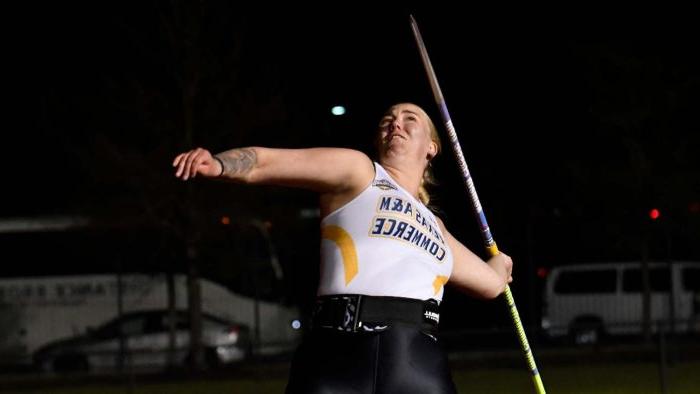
[
  {"xmin": 541, "ymin": 261, "xmax": 700, "ymax": 345},
  {"xmin": 33, "ymin": 310, "xmax": 250, "ymax": 373}
]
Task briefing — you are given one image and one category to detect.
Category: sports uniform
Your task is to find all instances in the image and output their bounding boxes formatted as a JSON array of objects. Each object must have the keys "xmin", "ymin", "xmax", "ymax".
[{"xmin": 286, "ymin": 163, "xmax": 457, "ymax": 394}]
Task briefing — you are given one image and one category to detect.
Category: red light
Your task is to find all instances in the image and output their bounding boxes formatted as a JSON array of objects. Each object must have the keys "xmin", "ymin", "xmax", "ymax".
[
  {"xmin": 537, "ymin": 267, "xmax": 549, "ymax": 278},
  {"xmin": 690, "ymin": 202, "xmax": 700, "ymax": 214},
  {"xmin": 227, "ymin": 326, "xmax": 239, "ymax": 335},
  {"xmin": 221, "ymin": 216, "xmax": 231, "ymax": 225},
  {"xmin": 649, "ymin": 209, "xmax": 660, "ymax": 220}
]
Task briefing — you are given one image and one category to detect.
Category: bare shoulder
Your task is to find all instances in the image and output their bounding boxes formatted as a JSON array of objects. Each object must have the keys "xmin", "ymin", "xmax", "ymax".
[
  {"xmin": 435, "ymin": 216, "xmax": 449, "ymax": 234},
  {"xmin": 322, "ymin": 148, "xmax": 374, "ymax": 170},
  {"xmin": 310, "ymin": 148, "xmax": 374, "ymax": 188},
  {"xmin": 317, "ymin": 148, "xmax": 375, "ymax": 217},
  {"xmin": 434, "ymin": 216, "xmax": 460, "ymax": 248}
]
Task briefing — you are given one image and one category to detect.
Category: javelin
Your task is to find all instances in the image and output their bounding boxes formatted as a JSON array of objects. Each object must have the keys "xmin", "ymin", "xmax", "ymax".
[{"xmin": 409, "ymin": 15, "xmax": 546, "ymax": 394}]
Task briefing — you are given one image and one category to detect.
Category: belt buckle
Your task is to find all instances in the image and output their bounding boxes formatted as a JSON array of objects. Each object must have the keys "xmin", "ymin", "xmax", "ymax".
[{"xmin": 341, "ymin": 295, "xmax": 363, "ymax": 332}]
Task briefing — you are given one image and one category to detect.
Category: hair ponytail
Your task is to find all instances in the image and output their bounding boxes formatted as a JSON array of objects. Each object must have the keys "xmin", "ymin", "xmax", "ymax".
[
  {"xmin": 419, "ymin": 112, "xmax": 441, "ymax": 210},
  {"xmin": 418, "ymin": 164, "xmax": 438, "ymax": 209}
]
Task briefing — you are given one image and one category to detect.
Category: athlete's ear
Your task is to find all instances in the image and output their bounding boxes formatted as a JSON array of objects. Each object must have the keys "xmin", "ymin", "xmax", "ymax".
[{"xmin": 427, "ymin": 141, "xmax": 438, "ymax": 160}]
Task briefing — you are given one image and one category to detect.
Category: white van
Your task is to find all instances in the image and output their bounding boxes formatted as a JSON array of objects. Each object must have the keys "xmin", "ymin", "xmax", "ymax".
[
  {"xmin": 0, "ymin": 216, "xmax": 304, "ymax": 367},
  {"xmin": 0, "ymin": 274, "xmax": 302, "ymax": 366},
  {"xmin": 541, "ymin": 261, "xmax": 700, "ymax": 344}
]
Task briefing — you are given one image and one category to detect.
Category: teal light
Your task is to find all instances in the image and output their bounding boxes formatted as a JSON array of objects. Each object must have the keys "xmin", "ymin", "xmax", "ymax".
[{"xmin": 331, "ymin": 106, "xmax": 346, "ymax": 116}]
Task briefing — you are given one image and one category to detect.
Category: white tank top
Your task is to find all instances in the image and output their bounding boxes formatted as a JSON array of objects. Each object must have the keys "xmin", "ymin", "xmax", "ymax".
[{"xmin": 318, "ymin": 163, "xmax": 454, "ymax": 301}]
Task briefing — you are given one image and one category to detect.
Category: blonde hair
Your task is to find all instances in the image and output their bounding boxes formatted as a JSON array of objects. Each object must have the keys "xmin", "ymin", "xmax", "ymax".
[
  {"xmin": 376, "ymin": 103, "xmax": 442, "ymax": 207},
  {"xmin": 417, "ymin": 113, "xmax": 441, "ymax": 207}
]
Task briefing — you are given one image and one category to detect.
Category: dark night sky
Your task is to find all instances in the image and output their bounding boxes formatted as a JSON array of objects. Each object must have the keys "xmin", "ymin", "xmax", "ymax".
[{"xmin": 2, "ymin": 5, "xmax": 699, "ymax": 325}]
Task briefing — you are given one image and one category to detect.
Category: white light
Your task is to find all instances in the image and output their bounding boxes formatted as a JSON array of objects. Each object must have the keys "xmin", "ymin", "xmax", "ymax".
[
  {"xmin": 541, "ymin": 318, "xmax": 551, "ymax": 329},
  {"xmin": 291, "ymin": 319, "xmax": 302, "ymax": 330},
  {"xmin": 331, "ymin": 106, "xmax": 346, "ymax": 116}
]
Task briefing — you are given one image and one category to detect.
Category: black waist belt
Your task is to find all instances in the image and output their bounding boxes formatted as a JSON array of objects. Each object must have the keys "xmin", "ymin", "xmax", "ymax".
[{"xmin": 312, "ymin": 294, "xmax": 440, "ymax": 334}]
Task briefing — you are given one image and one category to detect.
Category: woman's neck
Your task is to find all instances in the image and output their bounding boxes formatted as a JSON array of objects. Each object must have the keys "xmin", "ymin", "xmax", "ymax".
[{"xmin": 380, "ymin": 161, "xmax": 423, "ymax": 200}]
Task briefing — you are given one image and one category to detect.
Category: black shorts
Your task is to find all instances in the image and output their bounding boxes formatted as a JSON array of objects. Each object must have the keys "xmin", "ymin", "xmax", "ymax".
[{"xmin": 285, "ymin": 323, "xmax": 457, "ymax": 394}]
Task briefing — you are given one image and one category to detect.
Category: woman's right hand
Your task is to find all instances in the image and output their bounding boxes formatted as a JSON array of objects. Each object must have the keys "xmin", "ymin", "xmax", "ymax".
[
  {"xmin": 487, "ymin": 252, "xmax": 514, "ymax": 289},
  {"xmin": 172, "ymin": 147, "xmax": 222, "ymax": 180}
]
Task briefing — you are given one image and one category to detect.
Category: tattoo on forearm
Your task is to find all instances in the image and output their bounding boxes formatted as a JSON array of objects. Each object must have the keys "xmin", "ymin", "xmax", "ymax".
[{"xmin": 216, "ymin": 148, "xmax": 257, "ymax": 178}]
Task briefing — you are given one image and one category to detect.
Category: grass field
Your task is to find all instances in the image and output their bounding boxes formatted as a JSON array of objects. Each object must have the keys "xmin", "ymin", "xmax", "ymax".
[{"xmin": 3, "ymin": 361, "xmax": 698, "ymax": 394}]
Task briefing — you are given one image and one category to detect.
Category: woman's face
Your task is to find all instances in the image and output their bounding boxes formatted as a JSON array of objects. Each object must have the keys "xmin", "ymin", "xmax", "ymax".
[{"xmin": 377, "ymin": 103, "xmax": 436, "ymax": 165}]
